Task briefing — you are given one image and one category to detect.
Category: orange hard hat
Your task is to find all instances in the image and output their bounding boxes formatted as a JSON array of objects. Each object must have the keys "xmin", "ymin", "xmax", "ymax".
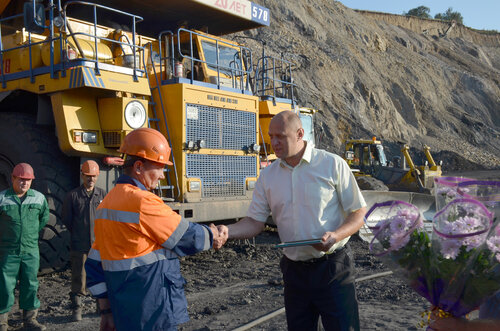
[
  {"xmin": 119, "ymin": 128, "xmax": 173, "ymax": 165},
  {"xmin": 12, "ymin": 163, "xmax": 35, "ymax": 179},
  {"xmin": 81, "ymin": 160, "xmax": 100, "ymax": 176}
]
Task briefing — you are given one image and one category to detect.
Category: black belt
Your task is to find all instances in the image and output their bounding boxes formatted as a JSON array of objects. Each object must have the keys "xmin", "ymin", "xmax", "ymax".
[{"xmin": 286, "ymin": 245, "xmax": 347, "ymax": 265}]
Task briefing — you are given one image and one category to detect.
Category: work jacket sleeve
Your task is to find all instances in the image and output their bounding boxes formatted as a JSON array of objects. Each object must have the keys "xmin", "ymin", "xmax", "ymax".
[
  {"xmin": 169, "ymin": 222, "xmax": 213, "ymax": 257},
  {"xmin": 139, "ymin": 194, "xmax": 213, "ymax": 257},
  {"xmin": 39, "ymin": 197, "xmax": 50, "ymax": 231},
  {"xmin": 61, "ymin": 192, "xmax": 73, "ymax": 231},
  {"xmin": 85, "ymin": 247, "xmax": 108, "ymax": 298}
]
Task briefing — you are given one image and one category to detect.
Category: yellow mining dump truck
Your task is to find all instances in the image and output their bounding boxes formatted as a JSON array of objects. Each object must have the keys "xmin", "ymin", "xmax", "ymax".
[
  {"xmin": 0, "ymin": 0, "xmax": 270, "ymax": 271},
  {"xmin": 250, "ymin": 46, "xmax": 319, "ymax": 166},
  {"xmin": 344, "ymin": 137, "xmax": 442, "ymax": 192}
]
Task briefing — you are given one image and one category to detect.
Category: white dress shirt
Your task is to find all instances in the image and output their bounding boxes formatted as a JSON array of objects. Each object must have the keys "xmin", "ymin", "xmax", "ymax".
[{"xmin": 247, "ymin": 142, "xmax": 366, "ymax": 261}]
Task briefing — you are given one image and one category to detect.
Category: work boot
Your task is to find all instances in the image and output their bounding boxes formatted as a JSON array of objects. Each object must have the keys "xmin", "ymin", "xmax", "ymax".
[
  {"xmin": 70, "ymin": 294, "xmax": 82, "ymax": 322},
  {"xmin": 0, "ymin": 312, "xmax": 8, "ymax": 331},
  {"xmin": 22, "ymin": 309, "xmax": 46, "ymax": 331}
]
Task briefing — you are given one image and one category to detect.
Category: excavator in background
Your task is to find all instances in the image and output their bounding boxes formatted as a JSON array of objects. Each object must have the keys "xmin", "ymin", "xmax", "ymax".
[{"xmin": 344, "ymin": 137, "xmax": 442, "ymax": 193}]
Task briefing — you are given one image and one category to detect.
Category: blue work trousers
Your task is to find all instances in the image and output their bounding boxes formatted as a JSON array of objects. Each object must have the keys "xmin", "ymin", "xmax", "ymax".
[{"xmin": 280, "ymin": 245, "xmax": 360, "ymax": 331}]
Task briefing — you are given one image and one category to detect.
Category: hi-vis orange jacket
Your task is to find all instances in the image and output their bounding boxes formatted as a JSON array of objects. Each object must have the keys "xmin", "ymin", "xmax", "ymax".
[{"xmin": 85, "ymin": 175, "xmax": 213, "ymax": 331}]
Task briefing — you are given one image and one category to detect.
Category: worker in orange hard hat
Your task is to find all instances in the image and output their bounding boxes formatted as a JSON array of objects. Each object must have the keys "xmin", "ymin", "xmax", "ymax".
[
  {"xmin": 62, "ymin": 160, "xmax": 106, "ymax": 321},
  {"xmin": 85, "ymin": 128, "xmax": 225, "ymax": 331},
  {"xmin": 1, "ymin": 163, "xmax": 49, "ymax": 331}
]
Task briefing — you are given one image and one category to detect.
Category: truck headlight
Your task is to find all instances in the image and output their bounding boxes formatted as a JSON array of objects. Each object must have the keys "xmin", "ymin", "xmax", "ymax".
[
  {"xmin": 247, "ymin": 179, "xmax": 256, "ymax": 190},
  {"xmin": 124, "ymin": 100, "xmax": 146, "ymax": 129},
  {"xmin": 82, "ymin": 131, "xmax": 97, "ymax": 143},
  {"xmin": 252, "ymin": 143, "xmax": 261, "ymax": 153},
  {"xmin": 188, "ymin": 180, "xmax": 201, "ymax": 192}
]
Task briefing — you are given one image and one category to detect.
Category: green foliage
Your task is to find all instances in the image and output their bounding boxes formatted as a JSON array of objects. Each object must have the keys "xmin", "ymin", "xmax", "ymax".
[
  {"xmin": 403, "ymin": 6, "xmax": 431, "ymax": 19},
  {"xmin": 434, "ymin": 7, "xmax": 464, "ymax": 24}
]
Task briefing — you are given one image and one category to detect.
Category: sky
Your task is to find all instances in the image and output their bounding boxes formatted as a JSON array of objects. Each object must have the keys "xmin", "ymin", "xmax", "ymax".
[{"xmin": 339, "ymin": 0, "xmax": 500, "ymax": 31}]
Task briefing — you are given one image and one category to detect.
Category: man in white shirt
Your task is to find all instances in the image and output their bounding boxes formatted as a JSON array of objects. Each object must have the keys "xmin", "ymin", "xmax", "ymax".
[{"xmin": 217, "ymin": 110, "xmax": 367, "ymax": 331}]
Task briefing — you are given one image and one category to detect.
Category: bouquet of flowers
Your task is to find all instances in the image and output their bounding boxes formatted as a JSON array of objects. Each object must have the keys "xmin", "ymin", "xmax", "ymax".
[
  {"xmin": 430, "ymin": 198, "xmax": 495, "ymax": 316},
  {"xmin": 457, "ymin": 180, "xmax": 500, "ymax": 216},
  {"xmin": 367, "ymin": 198, "xmax": 497, "ymax": 326},
  {"xmin": 367, "ymin": 201, "xmax": 433, "ymax": 302},
  {"xmin": 433, "ymin": 176, "xmax": 474, "ymax": 212}
]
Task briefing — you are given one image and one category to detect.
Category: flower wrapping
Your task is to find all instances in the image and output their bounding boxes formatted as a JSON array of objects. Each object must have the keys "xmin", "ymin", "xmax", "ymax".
[
  {"xmin": 367, "ymin": 198, "xmax": 497, "ymax": 320},
  {"xmin": 457, "ymin": 180, "xmax": 500, "ymax": 218},
  {"xmin": 368, "ymin": 201, "xmax": 433, "ymax": 302},
  {"xmin": 433, "ymin": 176, "xmax": 474, "ymax": 212},
  {"xmin": 431, "ymin": 198, "xmax": 494, "ymax": 316}
]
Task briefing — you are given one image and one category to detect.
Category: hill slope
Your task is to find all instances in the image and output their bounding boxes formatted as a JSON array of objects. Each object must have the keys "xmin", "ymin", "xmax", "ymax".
[{"xmin": 235, "ymin": 0, "xmax": 500, "ymax": 170}]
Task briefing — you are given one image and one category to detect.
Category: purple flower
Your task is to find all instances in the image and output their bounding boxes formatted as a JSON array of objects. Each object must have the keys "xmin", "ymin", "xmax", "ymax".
[
  {"xmin": 440, "ymin": 221, "xmax": 456, "ymax": 236},
  {"xmin": 440, "ymin": 238, "xmax": 461, "ymax": 259},
  {"xmin": 487, "ymin": 236, "xmax": 500, "ymax": 254},
  {"xmin": 390, "ymin": 216, "xmax": 408, "ymax": 234},
  {"xmin": 390, "ymin": 233, "xmax": 410, "ymax": 251},
  {"xmin": 464, "ymin": 233, "xmax": 487, "ymax": 251}
]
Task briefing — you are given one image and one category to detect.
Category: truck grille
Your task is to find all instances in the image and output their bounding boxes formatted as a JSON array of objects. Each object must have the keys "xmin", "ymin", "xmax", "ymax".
[
  {"xmin": 103, "ymin": 131, "xmax": 121, "ymax": 147},
  {"xmin": 186, "ymin": 154, "xmax": 257, "ymax": 198},
  {"xmin": 185, "ymin": 104, "xmax": 256, "ymax": 150}
]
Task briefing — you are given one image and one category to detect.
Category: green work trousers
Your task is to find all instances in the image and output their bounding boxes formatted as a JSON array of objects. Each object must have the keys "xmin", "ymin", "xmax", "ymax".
[{"xmin": 0, "ymin": 252, "xmax": 40, "ymax": 313}]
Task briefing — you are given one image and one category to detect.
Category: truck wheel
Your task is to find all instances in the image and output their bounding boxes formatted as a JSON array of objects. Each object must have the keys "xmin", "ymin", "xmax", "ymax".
[{"xmin": 0, "ymin": 113, "xmax": 78, "ymax": 273}]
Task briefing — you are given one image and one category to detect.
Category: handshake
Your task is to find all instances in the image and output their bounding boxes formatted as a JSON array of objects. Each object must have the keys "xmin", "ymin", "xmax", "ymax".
[{"xmin": 209, "ymin": 224, "xmax": 229, "ymax": 250}]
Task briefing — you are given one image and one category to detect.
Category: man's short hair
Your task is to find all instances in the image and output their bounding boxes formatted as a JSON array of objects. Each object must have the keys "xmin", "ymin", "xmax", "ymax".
[{"xmin": 123, "ymin": 155, "xmax": 146, "ymax": 169}]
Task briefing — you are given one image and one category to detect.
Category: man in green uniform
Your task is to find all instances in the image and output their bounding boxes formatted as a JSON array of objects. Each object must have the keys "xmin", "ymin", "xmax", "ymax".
[{"xmin": 0, "ymin": 163, "xmax": 49, "ymax": 331}]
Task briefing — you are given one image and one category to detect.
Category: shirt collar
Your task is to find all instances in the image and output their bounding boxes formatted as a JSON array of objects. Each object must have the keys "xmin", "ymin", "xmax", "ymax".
[
  {"xmin": 5, "ymin": 188, "xmax": 34, "ymax": 197},
  {"xmin": 279, "ymin": 141, "xmax": 313, "ymax": 169},
  {"xmin": 116, "ymin": 174, "xmax": 148, "ymax": 191},
  {"xmin": 301, "ymin": 141, "xmax": 313, "ymax": 164}
]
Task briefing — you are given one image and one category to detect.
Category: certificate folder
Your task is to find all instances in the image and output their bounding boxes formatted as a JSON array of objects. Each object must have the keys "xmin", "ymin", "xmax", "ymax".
[{"xmin": 275, "ymin": 238, "xmax": 322, "ymax": 248}]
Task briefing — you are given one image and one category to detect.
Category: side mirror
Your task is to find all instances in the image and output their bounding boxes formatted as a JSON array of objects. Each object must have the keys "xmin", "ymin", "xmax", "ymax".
[{"xmin": 24, "ymin": 2, "xmax": 46, "ymax": 34}]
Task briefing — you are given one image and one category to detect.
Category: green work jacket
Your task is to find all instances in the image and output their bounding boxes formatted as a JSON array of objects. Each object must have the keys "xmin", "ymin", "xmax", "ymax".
[{"xmin": 0, "ymin": 188, "xmax": 49, "ymax": 254}]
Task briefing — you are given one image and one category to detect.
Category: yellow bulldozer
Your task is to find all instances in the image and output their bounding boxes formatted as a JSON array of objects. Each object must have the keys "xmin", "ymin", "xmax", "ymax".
[{"xmin": 344, "ymin": 137, "xmax": 442, "ymax": 192}]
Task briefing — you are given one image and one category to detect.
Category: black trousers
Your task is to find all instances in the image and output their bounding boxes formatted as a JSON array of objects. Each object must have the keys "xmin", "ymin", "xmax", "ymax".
[{"xmin": 280, "ymin": 244, "xmax": 360, "ymax": 331}]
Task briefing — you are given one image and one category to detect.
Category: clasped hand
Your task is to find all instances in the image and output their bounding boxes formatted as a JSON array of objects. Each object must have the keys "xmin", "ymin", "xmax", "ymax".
[{"xmin": 209, "ymin": 224, "xmax": 229, "ymax": 250}]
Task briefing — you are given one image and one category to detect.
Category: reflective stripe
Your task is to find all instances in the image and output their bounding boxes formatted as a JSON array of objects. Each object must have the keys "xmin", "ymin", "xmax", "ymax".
[
  {"xmin": 88, "ymin": 248, "xmax": 101, "ymax": 261},
  {"xmin": 161, "ymin": 218, "xmax": 189, "ymax": 250},
  {"xmin": 0, "ymin": 198, "xmax": 18, "ymax": 206},
  {"xmin": 102, "ymin": 249, "xmax": 173, "ymax": 272},
  {"xmin": 88, "ymin": 282, "xmax": 107, "ymax": 296},
  {"xmin": 202, "ymin": 226, "xmax": 211, "ymax": 251},
  {"xmin": 96, "ymin": 208, "xmax": 140, "ymax": 224}
]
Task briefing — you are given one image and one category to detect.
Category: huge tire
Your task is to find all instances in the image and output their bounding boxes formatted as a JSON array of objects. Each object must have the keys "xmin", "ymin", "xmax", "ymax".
[{"xmin": 0, "ymin": 113, "xmax": 78, "ymax": 273}]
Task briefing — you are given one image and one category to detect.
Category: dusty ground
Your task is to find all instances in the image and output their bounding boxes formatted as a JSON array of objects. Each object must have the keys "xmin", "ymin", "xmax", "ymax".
[{"xmin": 5, "ymin": 232, "xmax": 429, "ymax": 331}]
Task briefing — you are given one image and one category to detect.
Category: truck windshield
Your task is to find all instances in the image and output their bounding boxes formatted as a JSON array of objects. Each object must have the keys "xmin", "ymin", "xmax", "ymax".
[
  {"xmin": 299, "ymin": 114, "xmax": 314, "ymax": 147},
  {"xmin": 201, "ymin": 40, "xmax": 242, "ymax": 76}
]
